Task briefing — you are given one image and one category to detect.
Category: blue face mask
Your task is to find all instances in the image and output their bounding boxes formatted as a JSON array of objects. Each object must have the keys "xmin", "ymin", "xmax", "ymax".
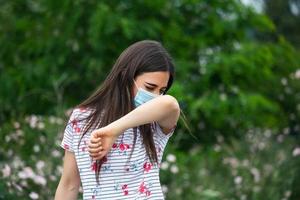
[{"xmin": 134, "ymin": 82, "xmax": 159, "ymax": 107}]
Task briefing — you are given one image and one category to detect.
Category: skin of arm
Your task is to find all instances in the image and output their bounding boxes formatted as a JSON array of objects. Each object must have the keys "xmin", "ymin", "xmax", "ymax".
[
  {"xmin": 54, "ymin": 150, "xmax": 81, "ymax": 200},
  {"xmin": 88, "ymin": 95, "xmax": 180, "ymax": 160}
]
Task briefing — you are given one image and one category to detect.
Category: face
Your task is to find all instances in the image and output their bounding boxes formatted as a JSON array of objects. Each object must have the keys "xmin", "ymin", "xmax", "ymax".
[{"xmin": 133, "ymin": 71, "xmax": 170, "ymax": 96}]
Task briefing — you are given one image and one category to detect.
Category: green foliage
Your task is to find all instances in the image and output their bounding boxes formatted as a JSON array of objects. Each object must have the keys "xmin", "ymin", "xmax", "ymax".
[
  {"xmin": 162, "ymin": 130, "xmax": 300, "ymax": 200},
  {"xmin": 0, "ymin": 114, "xmax": 66, "ymax": 199},
  {"xmin": 1, "ymin": 112, "xmax": 300, "ymax": 200},
  {"xmin": 1, "ymin": 0, "xmax": 299, "ymax": 145},
  {"xmin": 0, "ymin": 0, "xmax": 300, "ymax": 199}
]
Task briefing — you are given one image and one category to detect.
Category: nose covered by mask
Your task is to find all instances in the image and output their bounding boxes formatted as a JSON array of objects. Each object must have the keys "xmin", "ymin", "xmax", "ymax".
[{"xmin": 134, "ymin": 81, "xmax": 160, "ymax": 107}]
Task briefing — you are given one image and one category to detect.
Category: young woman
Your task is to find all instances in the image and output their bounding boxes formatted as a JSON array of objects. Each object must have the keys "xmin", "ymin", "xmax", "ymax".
[{"xmin": 55, "ymin": 40, "xmax": 180, "ymax": 200}]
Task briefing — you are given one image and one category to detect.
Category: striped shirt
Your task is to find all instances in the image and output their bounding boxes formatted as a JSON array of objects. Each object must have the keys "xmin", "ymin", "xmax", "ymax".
[{"xmin": 60, "ymin": 108, "xmax": 174, "ymax": 199}]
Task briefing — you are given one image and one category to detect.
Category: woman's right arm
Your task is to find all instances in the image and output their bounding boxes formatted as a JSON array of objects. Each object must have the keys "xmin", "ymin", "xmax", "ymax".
[
  {"xmin": 88, "ymin": 95, "xmax": 180, "ymax": 160},
  {"xmin": 54, "ymin": 150, "xmax": 80, "ymax": 200}
]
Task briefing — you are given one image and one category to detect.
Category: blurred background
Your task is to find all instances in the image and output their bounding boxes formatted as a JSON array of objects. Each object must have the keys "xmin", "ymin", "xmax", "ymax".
[{"xmin": 0, "ymin": 0, "xmax": 300, "ymax": 199}]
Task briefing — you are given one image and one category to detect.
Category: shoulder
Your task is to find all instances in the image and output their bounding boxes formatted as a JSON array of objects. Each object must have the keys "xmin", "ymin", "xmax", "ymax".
[{"xmin": 69, "ymin": 107, "xmax": 94, "ymax": 120}]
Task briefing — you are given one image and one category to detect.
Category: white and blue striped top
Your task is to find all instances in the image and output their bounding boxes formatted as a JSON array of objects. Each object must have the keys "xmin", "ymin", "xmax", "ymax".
[{"xmin": 60, "ymin": 107, "xmax": 174, "ymax": 199}]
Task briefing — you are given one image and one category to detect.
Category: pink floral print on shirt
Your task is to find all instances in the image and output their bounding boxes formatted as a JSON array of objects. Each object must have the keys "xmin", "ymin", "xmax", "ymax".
[
  {"xmin": 71, "ymin": 119, "xmax": 81, "ymax": 133},
  {"xmin": 139, "ymin": 181, "xmax": 151, "ymax": 197},
  {"xmin": 143, "ymin": 162, "xmax": 152, "ymax": 172}
]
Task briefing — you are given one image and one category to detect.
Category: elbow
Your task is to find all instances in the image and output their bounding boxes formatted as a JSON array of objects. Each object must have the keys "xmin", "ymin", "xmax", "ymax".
[{"xmin": 163, "ymin": 95, "xmax": 180, "ymax": 115}]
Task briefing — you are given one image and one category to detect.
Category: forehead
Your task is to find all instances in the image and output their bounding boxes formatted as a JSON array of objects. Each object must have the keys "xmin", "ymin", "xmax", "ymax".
[{"xmin": 135, "ymin": 71, "xmax": 169, "ymax": 86}]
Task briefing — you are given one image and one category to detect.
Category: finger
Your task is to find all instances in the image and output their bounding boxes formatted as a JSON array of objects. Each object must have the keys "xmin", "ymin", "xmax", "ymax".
[
  {"xmin": 91, "ymin": 130, "xmax": 103, "ymax": 138},
  {"xmin": 90, "ymin": 137, "xmax": 101, "ymax": 144},
  {"xmin": 90, "ymin": 150, "xmax": 104, "ymax": 158},
  {"xmin": 88, "ymin": 146, "xmax": 103, "ymax": 154},
  {"xmin": 88, "ymin": 142, "xmax": 102, "ymax": 148},
  {"xmin": 90, "ymin": 152, "xmax": 102, "ymax": 158},
  {"xmin": 94, "ymin": 131, "xmax": 104, "ymax": 138},
  {"xmin": 91, "ymin": 131, "xmax": 98, "ymax": 138},
  {"xmin": 89, "ymin": 147, "xmax": 102, "ymax": 155},
  {"xmin": 91, "ymin": 135, "xmax": 101, "ymax": 141}
]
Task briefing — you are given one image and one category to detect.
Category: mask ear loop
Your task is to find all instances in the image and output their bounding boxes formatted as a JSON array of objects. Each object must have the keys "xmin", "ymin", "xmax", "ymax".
[
  {"xmin": 133, "ymin": 80, "xmax": 139, "ymax": 90},
  {"xmin": 133, "ymin": 80, "xmax": 160, "ymax": 97}
]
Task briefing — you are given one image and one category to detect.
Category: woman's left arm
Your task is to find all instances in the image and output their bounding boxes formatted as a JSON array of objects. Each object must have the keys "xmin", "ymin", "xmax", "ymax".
[{"xmin": 112, "ymin": 94, "xmax": 180, "ymax": 133}]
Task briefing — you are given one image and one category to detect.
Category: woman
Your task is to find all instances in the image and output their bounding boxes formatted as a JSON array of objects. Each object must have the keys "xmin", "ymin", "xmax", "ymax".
[{"xmin": 55, "ymin": 40, "xmax": 180, "ymax": 199}]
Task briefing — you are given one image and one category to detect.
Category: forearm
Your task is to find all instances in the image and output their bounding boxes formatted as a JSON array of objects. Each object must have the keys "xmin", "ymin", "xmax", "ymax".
[
  {"xmin": 108, "ymin": 95, "xmax": 180, "ymax": 135},
  {"xmin": 55, "ymin": 151, "xmax": 80, "ymax": 200},
  {"xmin": 54, "ymin": 182, "xmax": 79, "ymax": 200}
]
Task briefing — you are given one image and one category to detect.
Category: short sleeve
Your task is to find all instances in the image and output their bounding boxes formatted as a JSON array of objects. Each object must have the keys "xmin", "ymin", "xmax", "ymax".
[
  {"xmin": 60, "ymin": 109, "xmax": 78, "ymax": 152},
  {"xmin": 153, "ymin": 122, "xmax": 176, "ymax": 140}
]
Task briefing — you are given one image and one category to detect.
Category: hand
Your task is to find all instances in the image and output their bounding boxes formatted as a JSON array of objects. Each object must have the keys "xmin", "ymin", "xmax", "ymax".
[{"xmin": 88, "ymin": 125, "xmax": 119, "ymax": 160}]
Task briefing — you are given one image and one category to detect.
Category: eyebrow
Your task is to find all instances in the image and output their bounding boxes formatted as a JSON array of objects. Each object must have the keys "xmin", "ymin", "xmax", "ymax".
[{"xmin": 145, "ymin": 82, "xmax": 167, "ymax": 89}]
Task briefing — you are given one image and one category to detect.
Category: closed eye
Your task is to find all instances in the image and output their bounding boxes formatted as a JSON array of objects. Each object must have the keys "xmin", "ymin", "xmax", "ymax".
[{"xmin": 145, "ymin": 86, "xmax": 155, "ymax": 91}]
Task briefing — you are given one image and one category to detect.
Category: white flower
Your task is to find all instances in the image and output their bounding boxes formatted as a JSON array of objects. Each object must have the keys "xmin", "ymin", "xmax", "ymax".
[
  {"xmin": 49, "ymin": 116, "xmax": 63, "ymax": 124},
  {"xmin": 292, "ymin": 147, "xmax": 300, "ymax": 157},
  {"xmin": 37, "ymin": 121, "xmax": 45, "ymax": 130},
  {"xmin": 223, "ymin": 157, "xmax": 239, "ymax": 168},
  {"xmin": 258, "ymin": 142, "xmax": 266, "ymax": 150},
  {"xmin": 250, "ymin": 168, "xmax": 260, "ymax": 183},
  {"xmin": 2, "ymin": 164, "xmax": 11, "ymax": 178},
  {"xmin": 20, "ymin": 180, "xmax": 28, "ymax": 187},
  {"xmin": 52, "ymin": 150, "xmax": 61, "ymax": 157},
  {"xmin": 213, "ymin": 144, "xmax": 221, "ymax": 152},
  {"xmin": 18, "ymin": 167, "xmax": 35, "ymax": 179},
  {"xmin": 170, "ymin": 165, "xmax": 179, "ymax": 174},
  {"xmin": 26, "ymin": 115, "xmax": 38, "ymax": 129},
  {"xmin": 162, "ymin": 185, "xmax": 168, "ymax": 194},
  {"xmin": 13, "ymin": 121, "xmax": 21, "ymax": 129},
  {"xmin": 220, "ymin": 93, "xmax": 227, "ymax": 101},
  {"xmin": 217, "ymin": 135, "xmax": 224, "ymax": 143},
  {"xmin": 40, "ymin": 135, "xmax": 46, "ymax": 143},
  {"xmin": 49, "ymin": 175, "xmax": 57, "ymax": 181},
  {"xmin": 36, "ymin": 160, "xmax": 45, "ymax": 171},
  {"xmin": 285, "ymin": 190, "xmax": 292, "ymax": 198},
  {"xmin": 166, "ymin": 154, "xmax": 176, "ymax": 162},
  {"xmin": 283, "ymin": 128, "xmax": 290, "ymax": 135},
  {"xmin": 5, "ymin": 135, "xmax": 11, "ymax": 142},
  {"xmin": 15, "ymin": 184, "xmax": 23, "ymax": 192},
  {"xmin": 16, "ymin": 129, "xmax": 24, "ymax": 137},
  {"xmin": 160, "ymin": 162, "xmax": 169, "ymax": 170},
  {"xmin": 242, "ymin": 159, "xmax": 249, "ymax": 167},
  {"xmin": 49, "ymin": 116, "xmax": 56, "ymax": 124},
  {"xmin": 33, "ymin": 145, "xmax": 40, "ymax": 153},
  {"xmin": 281, "ymin": 78, "xmax": 287, "ymax": 85},
  {"xmin": 277, "ymin": 134, "xmax": 284, "ymax": 143},
  {"xmin": 18, "ymin": 171, "xmax": 28, "ymax": 179},
  {"xmin": 56, "ymin": 166, "xmax": 63, "ymax": 175},
  {"xmin": 253, "ymin": 186, "xmax": 261, "ymax": 193},
  {"xmin": 33, "ymin": 175, "xmax": 47, "ymax": 186},
  {"xmin": 29, "ymin": 192, "xmax": 39, "ymax": 199},
  {"xmin": 295, "ymin": 69, "xmax": 300, "ymax": 79},
  {"xmin": 234, "ymin": 176, "xmax": 242, "ymax": 185},
  {"xmin": 7, "ymin": 149, "xmax": 13, "ymax": 157},
  {"xmin": 12, "ymin": 156, "xmax": 24, "ymax": 168},
  {"xmin": 264, "ymin": 129, "xmax": 272, "ymax": 138}
]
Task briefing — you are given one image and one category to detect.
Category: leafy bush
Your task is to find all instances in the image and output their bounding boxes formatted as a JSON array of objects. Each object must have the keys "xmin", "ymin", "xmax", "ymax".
[
  {"xmin": 1, "ymin": 0, "xmax": 300, "ymax": 199},
  {"xmin": 162, "ymin": 129, "xmax": 300, "ymax": 200},
  {"xmin": 1, "ymin": 114, "xmax": 300, "ymax": 199}
]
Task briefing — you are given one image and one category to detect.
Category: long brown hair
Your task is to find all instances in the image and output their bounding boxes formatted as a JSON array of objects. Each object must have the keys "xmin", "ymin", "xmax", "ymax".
[{"xmin": 75, "ymin": 40, "xmax": 175, "ymax": 182}]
